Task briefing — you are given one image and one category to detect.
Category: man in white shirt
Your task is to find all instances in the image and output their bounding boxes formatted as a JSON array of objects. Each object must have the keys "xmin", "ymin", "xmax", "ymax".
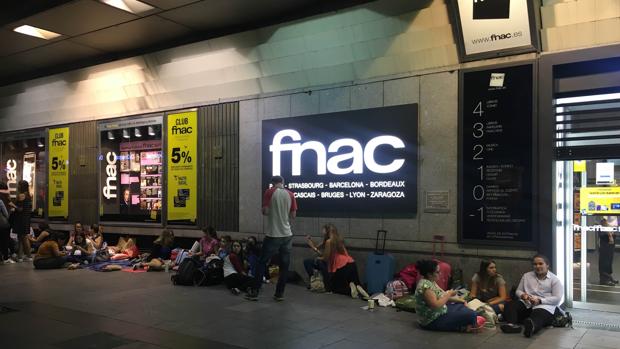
[
  {"xmin": 245, "ymin": 175, "xmax": 297, "ymax": 301},
  {"xmin": 500, "ymin": 254, "xmax": 564, "ymax": 337}
]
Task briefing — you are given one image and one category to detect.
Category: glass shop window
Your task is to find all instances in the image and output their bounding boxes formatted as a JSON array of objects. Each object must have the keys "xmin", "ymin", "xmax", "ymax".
[
  {"xmin": 99, "ymin": 116, "xmax": 163, "ymax": 223},
  {"xmin": 1, "ymin": 135, "xmax": 47, "ymax": 219}
]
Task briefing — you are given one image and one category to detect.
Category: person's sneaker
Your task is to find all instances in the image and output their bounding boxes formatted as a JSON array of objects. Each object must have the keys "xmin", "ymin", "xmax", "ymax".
[
  {"xmin": 476, "ymin": 316, "xmax": 486, "ymax": 328},
  {"xmin": 356, "ymin": 285, "xmax": 370, "ymax": 300},
  {"xmin": 349, "ymin": 282, "xmax": 358, "ymax": 299},
  {"xmin": 230, "ymin": 288, "xmax": 241, "ymax": 295},
  {"xmin": 7, "ymin": 259, "xmax": 16, "ymax": 264},
  {"xmin": 24, "ymin": 257, "xmax": 33, "ymax": 262},
  {"xmin": 244, "ymin": 289, "xmax": 258, "ymax": 301},
  {"xmin": 273, "ymin": 294, "xmax": 285, "ymax": 302},
  {"xmin": 16, "ymin": 258, "xmax": 23, "ymax": 263},
  {"xmin": 500, "ymin": 323, "xmax": 522, "ymax": 334},
  {"xmin": 523, "ymin": 318, "xmax": 535, "ymax": 338}
]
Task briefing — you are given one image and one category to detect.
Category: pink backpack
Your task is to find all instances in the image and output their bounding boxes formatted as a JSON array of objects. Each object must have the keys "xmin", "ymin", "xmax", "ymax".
[
  {"xmin": 385, "ymin": 279, "xmax": 409, "ymax": 300},
  {"xmin": 397, "ymin": 264, "xmax": 421, "ymax": 290}
]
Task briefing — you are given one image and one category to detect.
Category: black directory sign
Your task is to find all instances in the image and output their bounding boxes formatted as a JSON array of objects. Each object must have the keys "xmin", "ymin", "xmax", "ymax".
[
  {"xmin": 262, "ymin": 104, "xmax": 418, "ymax": 217},
  {"xmin": 459, "ymin": 64, "xmax": 534, "ymax": 245}
]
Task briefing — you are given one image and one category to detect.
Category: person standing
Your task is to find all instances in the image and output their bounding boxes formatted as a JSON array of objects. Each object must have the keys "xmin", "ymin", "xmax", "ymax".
[
  {"xmin": 0, "ymin": 182, "xmax": 12, "ymax": 263},
  {"xmin": 245, "ymin": 175, "xmax": 297, "ymax": 301},
  {"xmin": 598, "ymin": 218, "xmax": 618, "ymax": 286},
  {"xmin": 9, "ymin": 180, "xmax": 33, "ymax": 262}
]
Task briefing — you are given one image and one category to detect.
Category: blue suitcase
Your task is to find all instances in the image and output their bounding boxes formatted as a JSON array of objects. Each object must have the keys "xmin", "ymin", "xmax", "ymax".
[{"xmin": 365, "ymin": 230, "xmax": 395, "ymax": 295}]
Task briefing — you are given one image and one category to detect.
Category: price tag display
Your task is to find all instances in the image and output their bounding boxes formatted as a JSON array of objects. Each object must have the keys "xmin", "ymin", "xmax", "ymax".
[{"xmin": 459, "ymin": 64, "xmax": 534, "ymax": 244}]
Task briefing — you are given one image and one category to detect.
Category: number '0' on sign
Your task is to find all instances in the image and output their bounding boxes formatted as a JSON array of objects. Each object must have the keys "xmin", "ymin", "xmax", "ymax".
[{"xmin": 172, "ymin": 117, "xmax": 192, "ymax": 134}]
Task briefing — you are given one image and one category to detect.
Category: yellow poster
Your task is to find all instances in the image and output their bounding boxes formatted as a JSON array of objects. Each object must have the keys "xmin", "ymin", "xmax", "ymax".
[
  {"xmin": 573, "ymin": 160, "xmax": 586, "ymax": 172},
  {"xmin": 167, "ymin": 110, "xmax": 197, "ymax": 222},
  {"xmin": 580, "ymin": 187, "xmax": 620, "ymax": 214},
  {"xmin": 48, "ymin": 127, "xmax": 69, "ymax": 218}
]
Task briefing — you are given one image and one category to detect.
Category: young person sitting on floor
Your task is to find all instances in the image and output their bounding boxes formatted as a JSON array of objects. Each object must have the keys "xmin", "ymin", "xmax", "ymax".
[
  {"xmin": 190, "ymin": 226, "xmax": 219, "ymax": 259},
  {"xmin": 66, "ymin": 221, "xmax": 84, "ymax": 247},
  {"xmin": 217, "ymin": 235, "xmax": 231, "ymax": 260},
  {"xmin": 316, "ymin": 223, "xmax": 369, "ymax": 299},
  {"xmin": 68, "ymin": 230, "xmax": 96, "ymax": 264},
  {"xmin": 28, "ymin": 222, "xmax": 52, "ymax": 251},
  {"xmin": 223, "ymin": 240, "xmax": 254, "ymax": 295},
  {"xmin": 133, "ymin": 229, "xmax": 175, "ymax": 271},
  {"xmin": 243, "ymin": 236, "xmax": 260, "ymax": 277},
  {"xmin": 500, "ymin": 254, "xmax": 564, "ymax": 338},
  {"xmin": 470, "ymin": 259, "xmax": 508, "ymax": 314},
  {"xmin": 33, "ymin": 232, "xmax": 69, "ymax": 270},
  {"xmin": 89, "ymin": 224, "xmax": 105, "ymax": 251},
  {"xmin": 414, "ymin": 259, "xmax": 485, "ymax": 332}
]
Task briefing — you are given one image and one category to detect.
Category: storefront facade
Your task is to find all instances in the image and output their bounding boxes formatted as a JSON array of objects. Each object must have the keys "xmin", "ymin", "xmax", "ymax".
[{"xmin": 1, "ymin": 0, "xmax": 620, "ymax": 315}]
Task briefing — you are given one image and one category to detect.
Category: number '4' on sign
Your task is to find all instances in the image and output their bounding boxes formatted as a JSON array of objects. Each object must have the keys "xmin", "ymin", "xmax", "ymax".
[{"xmin": 473, "ymin": 102, "xmax": 484, "ymax": 116}]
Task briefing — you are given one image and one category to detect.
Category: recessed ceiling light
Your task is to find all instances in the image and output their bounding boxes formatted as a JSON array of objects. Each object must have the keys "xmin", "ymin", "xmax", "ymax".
[
  {"xmin": 100, "ymin": 0, "xmax": 155, "ymax": 14},
  {"xmin": 13, "ymin": 25, "xmax": 61, "ymax": 40}
]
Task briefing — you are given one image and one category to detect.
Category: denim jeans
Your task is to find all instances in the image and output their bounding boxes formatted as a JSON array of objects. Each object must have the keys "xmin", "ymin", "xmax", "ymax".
[
  {"xmin": 252, "ymin": 236, "xmax": 292, "ymax": 296},
  {"xmin": 303, "ymin": 257, "xmax": 329, "ymax": 289},
  {"xmin": 423, "ymin": 303, "xmax": 477, "ymax": 332}
]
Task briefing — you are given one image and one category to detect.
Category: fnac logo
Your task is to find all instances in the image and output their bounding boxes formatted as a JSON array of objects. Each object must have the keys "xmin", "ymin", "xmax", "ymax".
[
  {"xmin": 269, "ymin": 129, "xmax": 405, "ymax": 176},
  {"xmin": 473, "ymin": 0, "xmax": 510, "ymax": 20}
]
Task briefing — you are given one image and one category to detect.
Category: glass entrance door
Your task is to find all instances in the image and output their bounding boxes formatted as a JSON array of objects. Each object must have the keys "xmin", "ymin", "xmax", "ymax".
[{"xmin": 556, "ymin": 159, "xmax": 620, "ymax": 311}]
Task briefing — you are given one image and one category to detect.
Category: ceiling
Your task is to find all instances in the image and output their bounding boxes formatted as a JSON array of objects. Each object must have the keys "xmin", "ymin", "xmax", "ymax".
[{"xmin": 0, "ymin": 0, "xmax": 372, "ymax": 86}]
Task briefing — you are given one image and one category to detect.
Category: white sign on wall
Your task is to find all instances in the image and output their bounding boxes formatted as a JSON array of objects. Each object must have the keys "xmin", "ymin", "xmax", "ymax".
[{"xmin": 451, "ymin": 0, "xmax": 538, "ymax": 60}]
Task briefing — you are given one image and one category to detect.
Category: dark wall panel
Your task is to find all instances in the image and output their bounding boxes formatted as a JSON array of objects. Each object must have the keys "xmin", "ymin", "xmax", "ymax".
[
  {"xmin": 202, "ymin": 102, "xmax": 239, "ymax": 231},
  {"xmin": 69, "ymin": 121, "xmax": 98, "ymax": 225}
]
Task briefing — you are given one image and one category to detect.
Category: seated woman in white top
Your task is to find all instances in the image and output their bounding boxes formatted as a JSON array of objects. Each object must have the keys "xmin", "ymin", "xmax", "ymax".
[{"xmin": 500, "ymin": 254, "xmax": 564, "ymax": 338}]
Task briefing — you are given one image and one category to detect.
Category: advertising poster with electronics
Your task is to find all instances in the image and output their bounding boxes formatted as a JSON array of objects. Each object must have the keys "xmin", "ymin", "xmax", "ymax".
[
  {"xmin": 580, "ymin": 187, "xmax": 620, "ymax": 215},
  {"xmin": 48, "ymin": 127, "xmax": 69, "ymax": 218},
  {"xmin": 166, "ymin": 110, "xmax": 197, "ymax": 223},
  {"xmin": 452, "ymin": 0, "xmax": 537, "ymax": 60},
  {"xmin": 99, "ymin": 116, "xmax": 163, "ymax": 223},
  {"xmin": 262, "ymin": 104, "xmax": 418, "ymax": 217}
]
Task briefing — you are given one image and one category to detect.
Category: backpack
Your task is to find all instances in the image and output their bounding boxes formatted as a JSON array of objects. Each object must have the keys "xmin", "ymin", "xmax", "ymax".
[
  {"xmin": 171, "ymin": 257, "xmax": 203, "ymax": 286},
  {"xmin": 309, "ymin": 271, "xmax": 326, "ymax": 293},
  {"xmin": 397, "ymin": 264, "xmax": 420, "ymax": 290},
  {"xmin": 551, "ymin": 311, "xmax": 573, "ymax": 328},
  {"xmin": 385, "ymin": 279, "xmax": 409, "ymax": 300},
  {"xmin": 394, "ymin": 294, "xmax": 417, "ymax": 313},
  {"xmin": 197, "ymin": 257, "xmax": 224, "ymax": 286}
]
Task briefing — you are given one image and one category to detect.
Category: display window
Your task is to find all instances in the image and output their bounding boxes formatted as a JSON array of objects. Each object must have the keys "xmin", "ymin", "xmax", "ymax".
[
  {"xmin": 0, "ymin": 133, "xmax": 47, "ymax": 219},
  {"xmin": 99, "ymin": 116, "xmax": 163, "ymax": 223}
]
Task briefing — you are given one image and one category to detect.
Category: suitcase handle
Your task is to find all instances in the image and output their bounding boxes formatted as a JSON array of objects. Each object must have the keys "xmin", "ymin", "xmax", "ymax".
[
  {"xmin": 432, "ymin": 235, "xmax": 445, "ymax": 258},
  {"xmin": 375, "ymin": 230, "xmax": 387, "ymax": 255}
]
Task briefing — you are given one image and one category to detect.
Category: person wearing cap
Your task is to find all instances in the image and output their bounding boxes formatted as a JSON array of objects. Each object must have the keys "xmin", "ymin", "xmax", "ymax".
[{"xmin": 245, "ymin": 175, "xmax": 297, "ymax": 301}]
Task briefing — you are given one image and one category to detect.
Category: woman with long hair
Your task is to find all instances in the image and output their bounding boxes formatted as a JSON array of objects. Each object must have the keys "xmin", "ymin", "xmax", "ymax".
[
  {"xmin": 313, "ymin": 223, "xmax": 369, "ymax": 299},
  {"xmin": 414, "ymin": 259, "xmax": 484, "ymax": 332},
  {"xmin": 470, "ymin": 259, "xmax": 508, "ymax": 313},
  {"xmin": 9, "ymin": 180, "xmax": 33, "ymax": 262},
  {"xmin": 134, "ymin": 229, "xmax": 175, "ymax": 271}
]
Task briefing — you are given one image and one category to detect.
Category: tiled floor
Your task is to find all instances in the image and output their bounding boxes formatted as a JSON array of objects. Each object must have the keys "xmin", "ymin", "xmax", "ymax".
[{"xmin": 1, "ymin": 262, "xmax": 620, "ymax": 349}]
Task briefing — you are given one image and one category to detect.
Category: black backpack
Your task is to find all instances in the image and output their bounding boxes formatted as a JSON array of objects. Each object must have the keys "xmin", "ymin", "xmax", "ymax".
[
  {"xmin": 197, "ymin": 257, "xmax": 224, "ymax": 286},
  {"xmin": 171, "ymin": 257, "xmax": 204, "ymax": 286}
]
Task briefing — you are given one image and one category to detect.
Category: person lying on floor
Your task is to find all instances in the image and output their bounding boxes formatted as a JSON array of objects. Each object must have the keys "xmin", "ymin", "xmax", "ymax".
[
  {"xmin": 33, "ymin": 232, "xmax": 68, "ymax": 270},
  {"xmin": 470, "ymin": 259, "xmax": 508, "ymax": 314},
  {"xmin": 107, "ymin": 236, "xmax": 139, "ymax": 260},
  {"xmin": 414, "ymin": 259, "xmax": 485, "ymax": 332},
  {"xmin": 223, "ymin": 240, "xmax": 254, "ymax": 295},
  {"xmin": 500, "ymin": 254, "xmax": 564, "ymax": 338},
  {"xmin": 314, "ymin": 223, "xmax": 369, "ymax": 299},
  {"xmin": 133, "ymin": 229, "xmax": 175, "ymax": 271}
]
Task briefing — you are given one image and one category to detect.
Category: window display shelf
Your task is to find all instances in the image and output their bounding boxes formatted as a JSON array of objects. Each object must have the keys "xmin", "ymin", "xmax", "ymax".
[
  {"xmin": 141, "ymin": 186, "xmax": 161, "ymax": 189},
  {"xmin": 141, "ymin": 174, "xmax": 162, "ymax": 177}
]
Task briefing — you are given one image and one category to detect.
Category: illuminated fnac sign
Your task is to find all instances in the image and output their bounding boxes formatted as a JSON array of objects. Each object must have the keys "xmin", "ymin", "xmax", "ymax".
[
  {"xmin": 102, "ymin": 152, "xmax": 118, "ymax": 200},
  {"xmin": 262, "ymin": 104, "xmax": 418, "ymax": 217}
]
